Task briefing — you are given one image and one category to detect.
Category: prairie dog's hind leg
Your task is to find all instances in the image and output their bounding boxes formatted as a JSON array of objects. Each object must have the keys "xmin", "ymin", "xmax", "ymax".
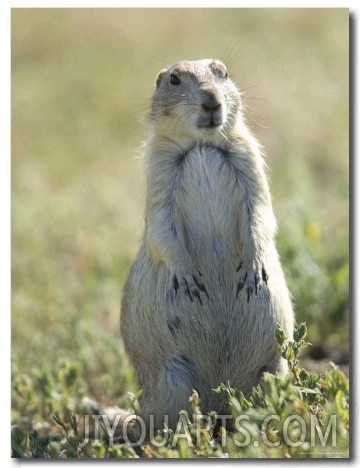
[{"xmin": 140, "ymin": 354, "xmax": 201, "ymax": 432}]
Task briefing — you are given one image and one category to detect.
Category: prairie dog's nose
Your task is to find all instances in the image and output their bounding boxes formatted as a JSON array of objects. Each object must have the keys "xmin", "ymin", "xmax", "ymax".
[{"xmin": 201, "ymin": 90, "xmax": 221, "ymax": 112}]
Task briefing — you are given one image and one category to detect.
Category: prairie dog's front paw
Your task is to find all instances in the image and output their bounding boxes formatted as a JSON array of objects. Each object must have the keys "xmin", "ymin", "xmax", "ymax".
[
  {"xmin": 171, "ymin": 267, "xmax": 209, "ymax": 305},
  {"xmin": 236, "ymin": 259, "xmax": 268, "ymax": 302}
]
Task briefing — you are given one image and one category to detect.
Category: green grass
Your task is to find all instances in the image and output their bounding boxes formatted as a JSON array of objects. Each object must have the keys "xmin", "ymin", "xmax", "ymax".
[
  {"xmin": 11, "ymin": 323, "xmax": 349, "ymax": 458},
  {"xmin": 11, "ymin": 9, "xmax": 349, "ymax": 458}
]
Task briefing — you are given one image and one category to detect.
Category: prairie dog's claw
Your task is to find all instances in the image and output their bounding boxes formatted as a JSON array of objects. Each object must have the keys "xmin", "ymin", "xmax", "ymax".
[{"xmin": 236, "ymin": 260, "xmax": 268, "ymax": 301}]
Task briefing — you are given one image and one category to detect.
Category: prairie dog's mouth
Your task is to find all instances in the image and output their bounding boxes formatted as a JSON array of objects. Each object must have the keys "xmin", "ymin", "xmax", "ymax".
[
  {"xmin": 197, "ymin": 122, "xmax": 222, "ymax": 129},
  {"xmin": 197, "ymin": 113, "xmax": 223, "ymax": 129}
]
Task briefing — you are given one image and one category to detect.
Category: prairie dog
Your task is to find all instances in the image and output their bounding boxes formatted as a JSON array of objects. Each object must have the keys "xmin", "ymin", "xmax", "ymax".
[{"xmin": 121, "ymin": 59, "xmax": 294, "ymax": 431}]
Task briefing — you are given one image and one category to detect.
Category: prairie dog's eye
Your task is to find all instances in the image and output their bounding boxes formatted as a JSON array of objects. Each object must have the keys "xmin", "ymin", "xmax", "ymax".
[
  {"xmin": 170, "ymin": 74, "xmax": 181, "ymax": 85},
  {"xmin": 221, "ymin": 67, "xmax": 228, "ymax": 79}
]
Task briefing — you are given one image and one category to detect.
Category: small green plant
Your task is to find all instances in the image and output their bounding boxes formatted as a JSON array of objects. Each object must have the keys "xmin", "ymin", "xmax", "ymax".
[{"xmin": 276, "ymin": 322, "xmax": 311, "ymax": 384}]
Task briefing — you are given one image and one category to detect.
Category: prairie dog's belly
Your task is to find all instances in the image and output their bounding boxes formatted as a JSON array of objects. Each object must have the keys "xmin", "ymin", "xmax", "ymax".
[{"xmin": 174, "ymin": 145, "xmax": 242, "ymax": 267}]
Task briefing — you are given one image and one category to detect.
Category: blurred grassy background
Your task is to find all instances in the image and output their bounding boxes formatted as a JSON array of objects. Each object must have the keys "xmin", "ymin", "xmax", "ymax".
[{"xmin": 12, "ymin": 8, "xmax": 349, "ymax": 414}]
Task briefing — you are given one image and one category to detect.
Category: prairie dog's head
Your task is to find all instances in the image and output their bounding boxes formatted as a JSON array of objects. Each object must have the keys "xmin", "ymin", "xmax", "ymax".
[{"xmin": 150, "ymin": 59, "xmax": 242, "ymax": 141}]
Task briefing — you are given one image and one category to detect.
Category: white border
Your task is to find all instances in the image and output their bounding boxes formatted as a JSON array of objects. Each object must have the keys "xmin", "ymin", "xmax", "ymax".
[{"xmin": 3, "ymin": 2, "xmax": 358, "ymax": 467}]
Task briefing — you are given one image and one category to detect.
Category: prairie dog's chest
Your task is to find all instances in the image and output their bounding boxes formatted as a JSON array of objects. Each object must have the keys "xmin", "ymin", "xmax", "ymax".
[{"xmin": 174, "ymin": 145, "xmax": 241, "ymax": 228}]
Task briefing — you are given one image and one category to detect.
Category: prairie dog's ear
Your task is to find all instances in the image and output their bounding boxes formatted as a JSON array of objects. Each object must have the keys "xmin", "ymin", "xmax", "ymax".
[{"xmin": 155, "ymin": 69, "xmax": 167, "ymax": 89}]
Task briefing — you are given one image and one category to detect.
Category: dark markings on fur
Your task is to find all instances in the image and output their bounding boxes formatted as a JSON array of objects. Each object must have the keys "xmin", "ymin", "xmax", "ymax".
[
  {"xmin": 167, "ymin": 316, "xmax": 181, "ymax": 338},
  {"xmin": 236, "ymin": 272, "xmax": 248, "ymax": 297},
  {"xmin": 174, "ymin": 270, "xmax": 209, "ymax": 304},
  {"xmin": 258, "ymin": 365, "xmax": 269, "ymax": 377},
  {"xmin": 183, "ymin": 278, "xmax": 193, "ymax": 302},
  {"xmin": 193, "ymin": 289, "xmax": 203, "ymax": 305},
  {"xmin": 179, "ymin": 354, "xmax": 193, "ymax": 366},
  {"xmin": 262, "ymin": 266, "xmax": 268, "ymax": 284},
  {"xmin": 237, "ymin": 266, "xmax": 268, "ymax": 301},
  {"xmin": 172, "ymin": 275, "xmax": 179, "ymax": 292},
  {"xmin": 247, "ymin": 286, "xmax": 253, "ymax": 303},
  {"xmin": 193, "ymin": 274, "xmax": 209, "ymax": 299}
]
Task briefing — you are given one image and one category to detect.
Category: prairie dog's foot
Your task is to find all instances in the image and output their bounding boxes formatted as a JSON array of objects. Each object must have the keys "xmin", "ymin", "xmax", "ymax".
[
  {"xmin": 171, "ymin": 268, "xmax": 209, "ymax": 305},
  {"xmin": 236, "ymin": 259, "xmax": 268, "ymax": 302}
]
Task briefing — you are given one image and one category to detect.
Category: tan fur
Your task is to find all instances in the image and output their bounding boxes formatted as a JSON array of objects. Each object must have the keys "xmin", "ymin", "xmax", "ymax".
[{"xmin": 121, "ymin": 59, "xmax": 294, "ymax": 430}]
